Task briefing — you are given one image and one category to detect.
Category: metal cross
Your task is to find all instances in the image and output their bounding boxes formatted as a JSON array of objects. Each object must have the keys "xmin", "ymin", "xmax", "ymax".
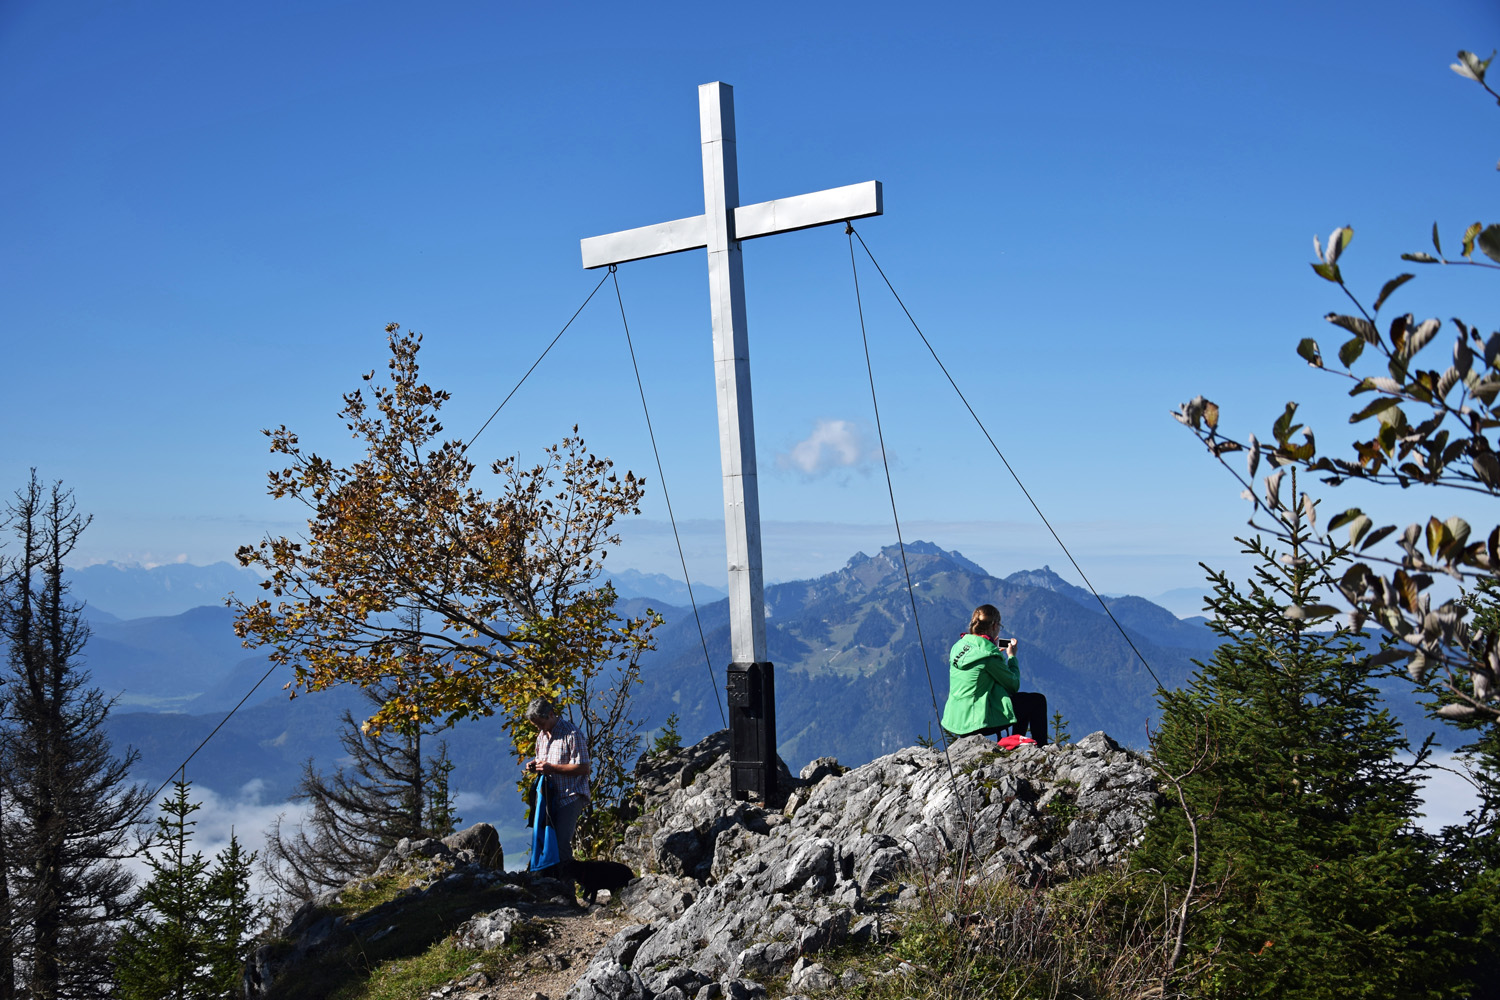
[{"xmin": 580, "ymin": 81, "xmax": 882, "ymax": 671}]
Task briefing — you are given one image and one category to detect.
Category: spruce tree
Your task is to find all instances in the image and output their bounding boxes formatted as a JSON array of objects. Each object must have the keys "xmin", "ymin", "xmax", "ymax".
[
  {"xmin": 422, "ymin": 740, "xmax": 461, "ymax": 842},
  {"xmin": 113, "ymin": 777, "xmax": 264, "ymax": 999},
  {"xmin": 1135, "ymin": 485, "xmax": 1467, "ymax": 997},
  {"xmin": 262, "ymin": 681, "xmax": 461, "ymax": 905},
  {"xmin": 0, "ymin": 781, "xmax": 14, "ymax": 1000},
  {"xmin": 203, "ymin": 831, "xmax": 260, "ymax": 998},
  {"xmin": 113, "ymin": 779, "xmax": 216, "ymax": 1000},
  {"xmin": 0, "ymin": 474, "xmax": 148, "ymax": 998}
]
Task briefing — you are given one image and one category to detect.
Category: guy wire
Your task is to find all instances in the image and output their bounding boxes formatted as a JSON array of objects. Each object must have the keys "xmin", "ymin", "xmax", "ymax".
[
  {"xmin": 464, "ymin": 269, "xmax": 612, "ymax": 452},
  {"xmin": 847, "ymin": 225, "xmax": 978, "ymax": 871},
  {"xmin": 143, "ymin": 271, "xmax": 616, "ymax": 827},
  {"xmin": 611, "ymin": 267, "xmax": 727, "ymax": 726},
  {"xmin": 142, "ymin": 659, "xmax": 282, "ymax": 815},
  {"xmin": 847, "ymin": 225, "xmax": 1166, "ymax": 694}
]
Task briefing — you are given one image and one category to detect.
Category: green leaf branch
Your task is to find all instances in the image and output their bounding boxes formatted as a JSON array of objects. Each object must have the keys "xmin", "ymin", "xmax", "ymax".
[{"xmin": 1173, "ymin": 48, "xmax": 1500, "ymax": 724}]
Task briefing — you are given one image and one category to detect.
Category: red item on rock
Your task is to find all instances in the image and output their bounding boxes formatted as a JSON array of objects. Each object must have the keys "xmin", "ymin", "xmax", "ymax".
[{"xmin": 996, "ymin": 734, "xmax": 1037, "ymax": 750}]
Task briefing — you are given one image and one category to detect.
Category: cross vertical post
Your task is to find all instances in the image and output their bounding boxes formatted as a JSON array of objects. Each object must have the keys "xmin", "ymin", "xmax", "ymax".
[
  {"xmin": 579, "ymin": 82, "xmax": 882, "ymax": 803},
  {"xmin": 698, "ymin": 83, "xmax": 768, "ymax": 672}
]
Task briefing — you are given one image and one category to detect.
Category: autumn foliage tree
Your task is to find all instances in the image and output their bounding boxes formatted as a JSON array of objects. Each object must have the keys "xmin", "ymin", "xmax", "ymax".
[
  {"xmin": 230, "ymin": 326, "xmax": 660, "ymax": 764},
  {"xmin": 1175, "ymin": 51, "xmax": 1500, "ymax": 728}
]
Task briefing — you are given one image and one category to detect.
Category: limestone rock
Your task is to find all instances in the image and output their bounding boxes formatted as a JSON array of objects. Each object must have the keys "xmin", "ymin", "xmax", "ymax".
[
  {"xmin": 643, "ymin": 966, "xmax": 710, "ymax": 997},
  {"xmin": 453, "ymin": 906, "xmax": 529, "ymax": 950},
  {"xmin": 443, "ymin": 822, "xmax": 505, "ymax": 869},
  {"xmin": 374, "ymin": 835, "xmax": 452, "ymax": 875},
  {"xmin": 578, "ymin": 728, "xmax": 1158, "ymax": 996},
  {"xmin": 596, "ymin": 923, "xmax": 655, "ymax": 968},
  {"xmin": 247, "ymin": 851, "xmax": 570, "ymax": 996},
  {"xmin": 564, "ymin": 966, "xmax": 648, "ymax": 1000},
  {"xmin": 717, "ymin": 979, "xmax": 767, "ymax": 1000},
  {"xmin": 787, "ymin": 958, "xmax": 837, "ymax": 993},
  {"xmin": 617, "ymin": 874, "xmax": 696, "ymax": 923},
  {"xmin": 616, "ymin": 731, "xmax": 798, "ymax": 880},
  {"xmin": 251, "ymin": 728, "xmax": 1157, "ymax": 1000},
  {"xmin": 798, "ymin": 757, "xmax": 845, "ymax": 785}
]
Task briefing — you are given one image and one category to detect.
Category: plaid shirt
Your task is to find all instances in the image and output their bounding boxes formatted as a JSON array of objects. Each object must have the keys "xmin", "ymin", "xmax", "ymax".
[{"xmin": 536, "ymin": 716, "xmax": 591, "ymax": 802}]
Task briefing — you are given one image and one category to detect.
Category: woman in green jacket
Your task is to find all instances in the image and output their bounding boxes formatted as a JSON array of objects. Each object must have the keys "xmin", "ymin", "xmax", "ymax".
[{"xmin": 941, "ymin": 604, "xmax": 1049, "ymax": 743}]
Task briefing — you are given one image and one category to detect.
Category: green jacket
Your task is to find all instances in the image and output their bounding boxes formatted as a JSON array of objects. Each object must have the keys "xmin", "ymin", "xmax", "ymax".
[{"xmin": 941, "ymin": 632, "xmax": 1019, "ymax": 736}]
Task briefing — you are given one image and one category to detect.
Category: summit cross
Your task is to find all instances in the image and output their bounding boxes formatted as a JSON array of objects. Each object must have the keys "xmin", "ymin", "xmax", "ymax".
[{"xmin": 580, "ymin": 81, "xmax": 882, "ymax": 673}]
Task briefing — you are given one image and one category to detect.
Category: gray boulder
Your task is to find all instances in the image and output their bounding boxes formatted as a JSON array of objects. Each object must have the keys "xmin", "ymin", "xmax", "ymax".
[
  {"xmin": 453, "ymin": 906, "xmax": 530, "ymax": 950},
  {"xmin": 373, "ymin": 835, "xmax": 451, "ymax": 875},
  {"xmin": 584, "ymin": 728, "xmax": 1158, "ymax": 994},
  {"xmin": 443, "ymin": 822, "xmax": 505, "ymax": 869},
  {"xmin": 617, "ymin": 731, "xmax": 797, "ymax": 881},
  {"xmin": 787, "ymin": 958, "xmax": 837, "ymax": 993},
  {"xmin": 617, "ymin": 873, "xmax": 697, "ymax": 923}
]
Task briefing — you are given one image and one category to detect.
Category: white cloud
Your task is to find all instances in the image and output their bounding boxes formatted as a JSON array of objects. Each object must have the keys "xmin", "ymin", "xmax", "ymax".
[
  {"xmin": 776, "ymin": 419, "xmax": 874, "ymax": 477},
  {"xmin": 141, "ymin": 553, "xmax": 191, "ymax": 570}
]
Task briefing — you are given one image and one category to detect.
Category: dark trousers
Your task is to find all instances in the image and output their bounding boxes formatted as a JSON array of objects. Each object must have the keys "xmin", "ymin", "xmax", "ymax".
[
  {"xmin": 551, "ymin": 793, "xmax": 585, "ymax": 866},
  {"xmin": 955, "ymin": 691, "xmax": 1049, "ymax": 745},
  {"xmin": 1010, "ymin": 691, "xmax": 1048, "ymax": 745}
]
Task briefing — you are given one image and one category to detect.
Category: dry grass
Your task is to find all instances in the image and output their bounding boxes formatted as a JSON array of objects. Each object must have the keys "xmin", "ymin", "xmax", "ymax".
[{"xmin": 815, "ymin": 865, "xmax": 1190, "ymax": 1000}]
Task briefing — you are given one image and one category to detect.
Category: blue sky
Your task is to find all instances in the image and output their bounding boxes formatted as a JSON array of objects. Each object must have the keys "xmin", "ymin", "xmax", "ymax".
[{"xmin": 3, "ymin": 0, "xmax": 1498, "ymax": 604}]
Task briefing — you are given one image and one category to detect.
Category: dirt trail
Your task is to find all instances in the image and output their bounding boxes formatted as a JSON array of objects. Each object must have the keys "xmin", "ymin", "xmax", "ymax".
[{"xmin": 437, "ymin": 896, "xmax": 633, "ymax": 1000}]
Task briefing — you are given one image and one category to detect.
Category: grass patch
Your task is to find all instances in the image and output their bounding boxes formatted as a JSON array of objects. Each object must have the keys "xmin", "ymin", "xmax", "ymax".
[
  {"xmin": 820, "ymin": 867, "xmax": 1182, "ymax": 1000},
  {"xmin": 330, "ymin": 865, "xmax": 444, "ymax": 915},
  {"xmin": 329, "ymin": 943, "xmax": 506, "ymax": 1000},
  {"xmin": 1040, "ymin": 789, "xmax": 1079, "ymax": 828}
]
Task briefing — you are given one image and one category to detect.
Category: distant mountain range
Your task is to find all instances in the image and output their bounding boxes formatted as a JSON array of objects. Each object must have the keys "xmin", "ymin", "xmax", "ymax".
[
  {"xmin": 66, "ymin": 561, "xmax": 266, "ymax": 620},
  {"xmin": 624, "ymin": 542, "xmax": 1219, "ymax": 767},
  {"xmin": 68, "ymin": 543, "xmax": 1439, "ymax": 849},
  {"xmin": 1149, "ymin": 586, "xmax": 1214, "ymax": 619},
  {"xmin": 605, "ymin": 568, "xmax": 727, "ymax": 607},
  {"xmin": 88, "ymin": 606, "xmax": 271, "ymax": 711},
  {"xmin": 64, "ymin": 560, "xmax": 727, "ymax": 623}
]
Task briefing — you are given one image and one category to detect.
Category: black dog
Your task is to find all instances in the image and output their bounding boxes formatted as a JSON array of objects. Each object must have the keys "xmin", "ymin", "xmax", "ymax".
[{"xmin": 567, "ymin": 859, "xmax": 635, "ymax": 905}]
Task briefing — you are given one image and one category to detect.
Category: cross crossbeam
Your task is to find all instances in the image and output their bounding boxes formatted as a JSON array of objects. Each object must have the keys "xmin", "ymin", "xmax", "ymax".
[{"xmin": 580, "ymin": 180, "xmax": 882, "ymax": 270}]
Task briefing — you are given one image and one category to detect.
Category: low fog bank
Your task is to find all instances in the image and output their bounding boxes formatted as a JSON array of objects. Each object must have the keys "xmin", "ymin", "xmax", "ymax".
[{"xmin": 120, "ymin": 782, "xmax": 532, "ymax": 899}]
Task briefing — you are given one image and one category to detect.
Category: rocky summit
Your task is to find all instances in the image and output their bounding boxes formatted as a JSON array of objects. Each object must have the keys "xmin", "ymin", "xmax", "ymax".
[{"xmin": 247, "ymin": 729, "xmax": 1159, "ymax": 999}]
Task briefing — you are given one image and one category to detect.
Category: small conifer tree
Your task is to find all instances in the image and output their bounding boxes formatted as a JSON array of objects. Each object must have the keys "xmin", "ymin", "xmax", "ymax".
[
  {"xmin": 422, "ymin": 740, "xmax": 462, "ymax": 840},
  {"xmin": 261, "ymin": 681, "xmax": 463, "ymax": 905},
  {"xmin": 1135, "ymin": 481, "xmax": 1468, "ymax": 997},
  {"xmin": 114, "ymin": 778, "xmax": 215, "ymax": 999},
  {"xmin": 113, "ymin": 777, "xmax": 263, "ymax": 999},
  {"xmin": 203, "ymin": 831, "xmax": 261, "ymax": 997}
]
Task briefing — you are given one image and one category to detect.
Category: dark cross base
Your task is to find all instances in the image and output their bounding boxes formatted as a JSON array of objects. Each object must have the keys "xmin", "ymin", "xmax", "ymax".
[{"xmin": 727, "ymin": 661, "xmax": 777, "ymax": 802}]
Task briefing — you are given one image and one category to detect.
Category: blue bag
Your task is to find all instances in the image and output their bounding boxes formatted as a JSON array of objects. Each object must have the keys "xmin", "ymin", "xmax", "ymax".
[{"xmin": 530, "ymin": 775, "xmax": 560, "ymax": 871}]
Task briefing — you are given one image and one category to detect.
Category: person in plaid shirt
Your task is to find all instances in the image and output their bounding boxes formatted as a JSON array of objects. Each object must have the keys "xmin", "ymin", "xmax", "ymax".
[{"xmin": 523, "ymin": 697, "xmax": 591, "ymax": 868}]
